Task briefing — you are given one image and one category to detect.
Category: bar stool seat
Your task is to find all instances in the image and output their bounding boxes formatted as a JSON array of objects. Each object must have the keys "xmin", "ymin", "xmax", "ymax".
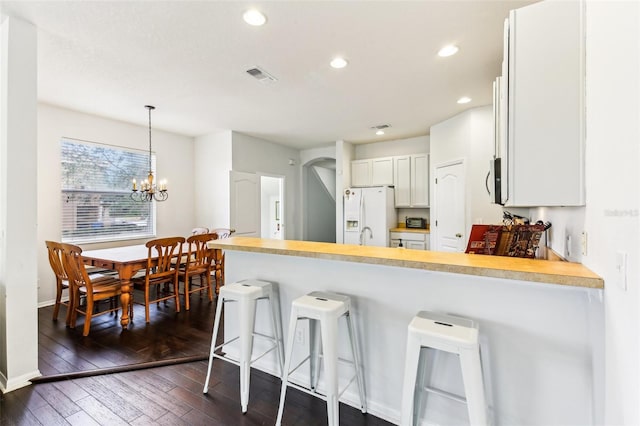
[
  {"xmin": 202, "ymin": 279, "xmax": 284, "ymax": 413},
  {"xmin": 276, "ymin": 291, "xmax": 367, "ymax": 426},
  {"xmin": 401, "ymin": 311, "xmax": 489, "ymax": 426}
]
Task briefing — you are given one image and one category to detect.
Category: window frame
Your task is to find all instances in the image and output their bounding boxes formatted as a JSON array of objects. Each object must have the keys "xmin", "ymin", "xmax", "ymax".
[{"xmin": 60, "ymin": 137, "xmax": 157, "ymax": 244}]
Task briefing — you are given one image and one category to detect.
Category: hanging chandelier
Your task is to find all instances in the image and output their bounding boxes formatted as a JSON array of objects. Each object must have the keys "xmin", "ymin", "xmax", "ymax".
[{"xmin": 131, "ymin": 105, "xmax": 168, "ymax": 202}]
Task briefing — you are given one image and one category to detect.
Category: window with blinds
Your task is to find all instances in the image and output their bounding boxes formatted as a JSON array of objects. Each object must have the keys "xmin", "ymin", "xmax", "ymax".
[{"xmin": 61, "ymin": 138, "xmax": 156, "ymax": 243}]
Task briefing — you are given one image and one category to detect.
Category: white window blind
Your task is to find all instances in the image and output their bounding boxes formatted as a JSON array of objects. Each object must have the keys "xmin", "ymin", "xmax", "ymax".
[{"xmin": 61, "ymin": 138, "xmax": 156, "ymax": 243}]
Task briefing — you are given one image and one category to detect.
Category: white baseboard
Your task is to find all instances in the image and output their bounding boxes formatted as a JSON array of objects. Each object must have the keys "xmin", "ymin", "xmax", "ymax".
[
  {"xmin": 38, "ymin": 298, "xmax": 60, "ymax": 309},
  {"xmin": 0, "ymin": 369, "xmax": 41, "ymax": 393}
]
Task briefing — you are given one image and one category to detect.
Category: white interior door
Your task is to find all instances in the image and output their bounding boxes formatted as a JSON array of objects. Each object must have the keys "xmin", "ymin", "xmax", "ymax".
[
  {"xmin": 260, "ymin": 175, "xmax": 284, "ymax": 240},
  {"xmin": 230, "ymin": 170, "xmax": 260, "ymax": 237},
  {"xmin": 434, "ymin": 160, "xmax": 466, "ymax": 252}
]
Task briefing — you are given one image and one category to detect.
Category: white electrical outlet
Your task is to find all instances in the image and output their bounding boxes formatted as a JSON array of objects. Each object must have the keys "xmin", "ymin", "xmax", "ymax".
[
  {"xmin": 581, "ymin": 232, "xmax": 588, "ymax": 256},
  {"xmin": 566, "ymin": 234, "xmax": 572, "ymax": 258},
  {"xmin": 616, "ymin": 251, "xmax": 628, "ymax": 291},
  {"xmin": 295, "ymin": 327, "xmax": 305, "ymax": 344}
]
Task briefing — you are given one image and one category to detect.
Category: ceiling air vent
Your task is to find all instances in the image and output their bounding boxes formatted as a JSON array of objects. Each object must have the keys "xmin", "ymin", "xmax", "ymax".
[
  {"xmin": 246, "ymin": 66, "xmax": 278, "ymax": 84},
  {"xmin": 371, "ymin": 124, "xmax": 391, "ymax": 130}
]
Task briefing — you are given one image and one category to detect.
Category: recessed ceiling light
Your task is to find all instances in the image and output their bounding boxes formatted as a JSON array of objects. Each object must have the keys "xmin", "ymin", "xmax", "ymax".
[
  {"xmin": 457, "ymin": 96, "xmax": 472, "ymax": 104},
  {"xmin": 243, "ymin": 9, "xmax": 266, "ymax": 26},
  {"xmin": 438, "ymin": 44, "xmax": 459, "ymax": 57},
  {"xmin": 376, "ymin": 130, "xmax": 385, "ymax": 136},
  {"xmin": 330, "ymin": 57, "xmax": 348, "ymax": 69}
]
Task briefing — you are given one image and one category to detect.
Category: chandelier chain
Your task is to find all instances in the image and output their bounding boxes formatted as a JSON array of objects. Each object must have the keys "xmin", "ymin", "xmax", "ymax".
[{"xmin": 131, "ymin": 105, "xmax": 167, "ymax": 202}]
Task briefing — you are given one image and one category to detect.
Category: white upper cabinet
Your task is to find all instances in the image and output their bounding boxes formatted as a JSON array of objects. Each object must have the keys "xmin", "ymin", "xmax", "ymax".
[
  {"xmin": 394, "ymin": 156, "xmax": 411, "ymax": 206},
  {"xmin": 351, "ymin": 159, "xmax": 371, "ymax": 187},
  {"xmin": 394, "ymin": 154, "xmax": 429, "ymax": 208},
  {"xmin": 501, "ymin": 0, "xmax": 585, "ymax": 206},
  {"xmin": 411, "ymin": 154, "xmax": 429, "ymax": 207},
  {"xmin": 351, "ymin": 157, "xmax": 393, "ymax": 187},
  {"xmin": 371, "ymin": 157, "xmax": 394, "ymax": 186}
]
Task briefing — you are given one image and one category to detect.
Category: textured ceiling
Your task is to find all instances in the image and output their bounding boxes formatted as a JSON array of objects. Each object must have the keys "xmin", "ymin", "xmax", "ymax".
[{"xmin": 0, "ymin": 1, "xmax": 536, "ymax": 149}]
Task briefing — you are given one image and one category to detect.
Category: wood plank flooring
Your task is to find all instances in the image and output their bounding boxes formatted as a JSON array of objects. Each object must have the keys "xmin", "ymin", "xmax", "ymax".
[{"xmin": 0, "ymin": 290, "xmax": 393, "ymax": 425}]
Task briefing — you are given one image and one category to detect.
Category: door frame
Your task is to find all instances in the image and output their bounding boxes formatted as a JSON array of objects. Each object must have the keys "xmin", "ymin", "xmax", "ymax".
[
  {"xmin": 258, "ymin": 172, "xmax": 285, "ymax": 240},
  {"xmin": 432, "ymin": 158, "xmax": 466, "ymax": 252}
]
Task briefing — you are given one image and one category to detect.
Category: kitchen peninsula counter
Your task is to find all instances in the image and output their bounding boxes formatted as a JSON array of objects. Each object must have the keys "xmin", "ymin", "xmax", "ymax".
[
  {"xmin": 389, "ymin": 227, "xmax": 430, "ymax": 234},
  {"xmin": 208, "ymin": 237, "xmax": 603, "ymax": 289},
  {"xmin": 211, "ymin": 237, "xmax": 604, "ymax": 424}
]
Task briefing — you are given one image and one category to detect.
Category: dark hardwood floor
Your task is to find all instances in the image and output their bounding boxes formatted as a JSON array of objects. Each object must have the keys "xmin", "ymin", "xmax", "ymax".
[{"xmin": 1, "ymin": 290, "xmax": 393, "ymax": 425}]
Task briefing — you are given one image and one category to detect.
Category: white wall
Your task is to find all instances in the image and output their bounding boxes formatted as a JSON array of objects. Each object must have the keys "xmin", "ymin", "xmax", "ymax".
[
  {"xmin": 300, "ymin": 144, "xmax": 337, "ymax": 240},
  {"xmin": 530, "ymin": 206, "xmax": 586, "ymax": 262},
  {"xmin": 231, "ymin": 132, "xmax": 300, "ymax": 240},
  {"xmin": 469, "ymin": 107, "xmax": 503, "ymax": 225},
  {"xmin": 194, "ymin": 130, "xmax": 232, "ymax": 228},
  {"xmin": 335, "ymin": 140, "xmax": 354, "ymax": 243},
  {"xmin": 305, "ymin": 167, "xmax": 336, "ymax": 242},
  {"xmin": 498, "ymin": 4, "xmax": 640, "ymax": 423},
  {"xmin": 300, "ymin": 144, "xmax": 335, "ymax": 167},
  {"xmin": 583, "ymin": 2, "xmax": 639, "ymax": 423},
  {"xmin": 37, "ymin": 104, "xmax": 196, "ymax": 305},
  {"xmin": 0, "ymin": 15, "xmax": 40, "ymax": 392},
  {"xmin": 260, "ymin": 176, "xmax": 281, "ymax": 238},
  {"xmin": 430, "ymin": 106, "xmax": 504, "ymax": 242},
  {"xmin": 354, "ymin": 135, "xmax": 429, "ymax": 159}
]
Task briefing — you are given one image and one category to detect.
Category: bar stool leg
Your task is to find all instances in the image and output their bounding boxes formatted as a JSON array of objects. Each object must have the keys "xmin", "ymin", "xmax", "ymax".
[
  {"xmin": 203, "ymin": 294, "xmax": 225, "ymax": 393},
  {"xmin": 400, "ymin": 332, "xmax": 422, "ymax": 426},
  {"xmin": 276, "ymin": 309, "xmax": 299, "ymax": 426},
  {"xmin": 267, "ymin": 292, "xmax": 285, "ymax": 376},
  {"xmin": 309, "ymin": 319, "xmax": 321, "ymax": 390},
  {"xmin": 239, "ymin": 297, "xmax": 257, "ymax": 413},
  {"xmin": 459, "ymin": 346, "xmax": 488, "ymax": 425},
  {"xmin": 345, "ymin": 312, "xmax": 367, "ymax": 413},
  {"xmin": 321, "ymin": 317, "xmax": 340, "ymax": 426}
]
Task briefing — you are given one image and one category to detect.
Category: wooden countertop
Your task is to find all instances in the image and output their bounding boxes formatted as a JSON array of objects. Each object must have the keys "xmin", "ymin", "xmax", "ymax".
[
  {"xmin": 209, "ymin": 237, "xmax": 603, "ymax": 289},
  {"xmin": 390, "ymin": 227, "xmax": 430, "ymax": 234}
]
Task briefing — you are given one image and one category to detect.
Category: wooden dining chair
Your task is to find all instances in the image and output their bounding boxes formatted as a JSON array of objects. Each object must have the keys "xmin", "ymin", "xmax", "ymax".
[
  {"xmin": 46, "ymin": 241, "xmax": 72, "ymax": 324},
  {"xmin": 210, "ymin": 228, "xmax": 235, "ymax": 294},
  {"xmin": 191, "ymin": 227, "xmax": 209, "ymax": 235},
  {"xmin": 60, "ymin": 243, "xmax": 123, "ymax": 336},
  {"xmin": 133, "ymin": 236, "xmax": 185, "ymax": 323},
  {"xmin": 178, "ymin": 233, "xmax": 217, "ymax": 310}
]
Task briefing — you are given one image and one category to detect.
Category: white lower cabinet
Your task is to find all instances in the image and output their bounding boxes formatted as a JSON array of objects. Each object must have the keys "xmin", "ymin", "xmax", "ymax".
[{"xmin": 389, "ymin": 231, "xmax": 430, "ymax": 250}]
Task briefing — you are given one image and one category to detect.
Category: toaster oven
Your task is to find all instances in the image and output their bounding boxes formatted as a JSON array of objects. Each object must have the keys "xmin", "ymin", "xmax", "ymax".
[{"xmin": 406, "ymin": 217, "xmax": 427, "ymax": 229}]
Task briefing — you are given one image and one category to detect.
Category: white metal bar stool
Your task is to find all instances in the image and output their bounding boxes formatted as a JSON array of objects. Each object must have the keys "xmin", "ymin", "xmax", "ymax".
[
  {"xmin": 276, "ymin": 291, "xmax": 367, "ymax": 426},
  {"xmin": 400, "ymin": 311, "xmax": 488, "ymax": 426},
  {"xmin": 202, "ymin": 279, "xmax": 285, "ymax": 413}
]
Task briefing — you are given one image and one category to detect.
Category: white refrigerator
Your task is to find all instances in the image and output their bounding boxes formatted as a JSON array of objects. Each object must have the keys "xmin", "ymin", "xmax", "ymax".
[{"xmin": 343, "ymin": 186, "xmax": 397, "ymax": 247}]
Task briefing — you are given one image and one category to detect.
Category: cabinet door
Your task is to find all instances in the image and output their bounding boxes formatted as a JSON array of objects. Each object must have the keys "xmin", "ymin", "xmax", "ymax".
[
  {"xmin": 393, "ymin": 156, "xmax": 411, "ymax": 207},
  {"xmin": 351, "ymin": 160, "xmax": 371, "ymax": 187},
  {"xmin": 371, "ymin": 157, "xmax": 394, "ymax": 186},
  {"xmin": 506, "ymin": 0, "xmax": 584, "ymax": 206},
  {"xmin": 406, "ymin": 241, "xmax": 426, "ymax": 250},
  {"xmin": 411, "ymin": 154, "xmax": 429, "ymax": 207}
]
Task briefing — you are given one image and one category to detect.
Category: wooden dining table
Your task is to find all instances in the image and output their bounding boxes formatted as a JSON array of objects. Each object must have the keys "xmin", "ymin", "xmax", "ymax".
[
  {"xmin": 81, "ymin": 244, "xmax": 151, "ymax": 329},
  {"xmin": 81, "ymin": 243, "xmax": 221, "ymax": 330}
]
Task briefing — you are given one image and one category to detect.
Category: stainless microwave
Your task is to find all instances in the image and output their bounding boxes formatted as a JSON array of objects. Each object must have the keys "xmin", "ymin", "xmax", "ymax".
[{"xmin": 406, "ymin": 217, "xmax": 427, "ymax": 229}]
